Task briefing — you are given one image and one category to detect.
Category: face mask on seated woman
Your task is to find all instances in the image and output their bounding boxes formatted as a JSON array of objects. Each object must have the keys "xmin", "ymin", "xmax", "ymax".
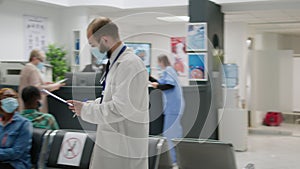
[{"xmin": 1, "ymin": 97, "xmax": 19, "ymax": 113}]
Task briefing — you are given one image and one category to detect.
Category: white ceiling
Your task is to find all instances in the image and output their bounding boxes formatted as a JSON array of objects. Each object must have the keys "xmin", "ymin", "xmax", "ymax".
[
  {"xmin": 222, "ymin": 0, "xmax": 300, "ymax": 35},
  {"xmin": 17, "ymin": 0, "xmax": 300, "ymax": 35}
]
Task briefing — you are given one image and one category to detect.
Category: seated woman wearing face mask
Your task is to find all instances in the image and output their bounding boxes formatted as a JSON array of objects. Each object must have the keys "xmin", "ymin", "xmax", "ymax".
[
  {"xmin": 20, "ymin": 86, "xmax": 59, "ymax": 130},
  {"xmin": 0, "ymin": 88, "xmax": 33, "ymax": 169}
]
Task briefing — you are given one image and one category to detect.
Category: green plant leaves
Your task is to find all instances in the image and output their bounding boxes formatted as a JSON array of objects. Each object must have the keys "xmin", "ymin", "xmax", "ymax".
[{"xmin": 46, "ymin": 44, "xmax": 70, "ymax": 81}]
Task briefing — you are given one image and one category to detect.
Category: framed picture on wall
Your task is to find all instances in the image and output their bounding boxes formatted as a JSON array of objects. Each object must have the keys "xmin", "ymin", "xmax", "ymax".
[
  {"xmin": 125, "ymin": 42, "xmax": 151, "ymax": 74},
  {"xmin": 186, "ymin": 22, "xmax": 207, "ymax": 51},
  {"xmin": 188, "ymin": 53, "xmax": 207, "ymax": 81},
  {"xmin": 171, "ymin": 37, "xmax": 188, "ymax": 77}
]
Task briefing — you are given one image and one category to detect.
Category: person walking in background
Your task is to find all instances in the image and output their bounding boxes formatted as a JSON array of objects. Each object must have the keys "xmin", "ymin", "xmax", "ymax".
[
  {"xmin": 149, "ymin": 54, "xmax": 185, "ymax": 164},
  {"xmin": 0, "ymin": 88, "xmax": 32, "ymax": 169},
  {"xmin": 67, "ymin": 17, "xmax": 149, "ymax": 169},
  {"xmin": 19, "ymin": 49, "xmax": 64, "ymax": 113},
  {"xmin": 20, "ymin": 86, "xmax": 59, "ymax": 130}
]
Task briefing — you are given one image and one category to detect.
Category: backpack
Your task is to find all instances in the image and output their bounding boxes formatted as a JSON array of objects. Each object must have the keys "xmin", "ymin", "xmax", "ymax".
[{"xmin": 263, "ymin": 112, "xmax": 283, "ymax": 126}]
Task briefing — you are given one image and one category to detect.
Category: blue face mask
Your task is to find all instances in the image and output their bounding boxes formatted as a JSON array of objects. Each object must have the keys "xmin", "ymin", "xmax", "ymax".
[
  {"xmin": 37, "ymin": 62, "xmax": 44, "ymax": 71},
  {"xmin": 91, "ymin": 47, "xmax": 107, "ymax": 65},
  {"xmin": 1, "ymin": 97, "xmax": 19, "ymax": 113}
]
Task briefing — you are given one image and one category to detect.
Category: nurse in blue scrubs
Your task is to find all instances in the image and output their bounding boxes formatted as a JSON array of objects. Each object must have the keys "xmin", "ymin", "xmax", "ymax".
[{"xmin": 149, "ymin": 54, "xmax": 184, "ymax": 164}]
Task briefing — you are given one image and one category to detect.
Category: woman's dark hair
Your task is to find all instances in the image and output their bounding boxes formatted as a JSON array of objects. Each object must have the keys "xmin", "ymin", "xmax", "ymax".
[{"xmin": 22, "ymin": 86, "xmax": 41, "ymax": 105}]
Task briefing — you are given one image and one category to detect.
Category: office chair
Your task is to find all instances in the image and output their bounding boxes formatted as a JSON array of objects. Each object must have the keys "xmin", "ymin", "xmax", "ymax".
[{"xmin": 172, "ymin": 138, "xmax": 238, "ymax": 169}]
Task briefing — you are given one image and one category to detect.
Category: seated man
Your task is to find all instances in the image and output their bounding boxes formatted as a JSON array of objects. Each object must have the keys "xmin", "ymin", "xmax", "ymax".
[
  {"xmin": 0, "ymin": 88, "xmax": 32, "ymax": 169},
  {"xmin": 20, "ymin": 86, "xmax": 59, "ymax": 130}
]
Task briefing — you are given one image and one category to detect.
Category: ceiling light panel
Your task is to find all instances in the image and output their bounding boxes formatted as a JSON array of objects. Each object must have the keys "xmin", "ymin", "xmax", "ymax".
[{"xmin": 156, "ymin": 16, "xmax": 189, "ymax": 22}]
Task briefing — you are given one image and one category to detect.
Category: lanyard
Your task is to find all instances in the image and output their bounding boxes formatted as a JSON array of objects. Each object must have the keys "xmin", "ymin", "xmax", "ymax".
[{"xmin": 100, "ymin": 45, "xmax": 127, "ymax": 102}]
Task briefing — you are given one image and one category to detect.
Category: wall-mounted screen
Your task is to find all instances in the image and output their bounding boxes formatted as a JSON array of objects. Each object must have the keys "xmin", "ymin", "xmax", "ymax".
[{"xmin": 125, "ymin": 42, "xmax": 151, "ymax": 74}]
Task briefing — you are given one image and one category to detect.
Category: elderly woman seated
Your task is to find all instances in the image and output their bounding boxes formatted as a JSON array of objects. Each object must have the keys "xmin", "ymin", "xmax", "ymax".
[{"xmin": 0, "ymin": 88, "xmax": 32, "ymax": 169}]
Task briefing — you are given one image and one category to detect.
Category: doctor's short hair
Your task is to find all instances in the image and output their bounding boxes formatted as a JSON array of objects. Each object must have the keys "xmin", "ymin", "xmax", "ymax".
[
  {"xmin": 29, "ymin": 49, "xmax": 46, "ymax": 62},
  {"xmin": 157, "ymin": 54, "xmax": 171, "ymax": 67},
  {"xmin": 87, "ymin": 17, "xmax": 120, "ymax": 41}
]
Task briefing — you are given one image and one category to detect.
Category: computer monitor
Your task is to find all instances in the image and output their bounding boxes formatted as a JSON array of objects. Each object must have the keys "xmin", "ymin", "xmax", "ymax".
[{"xmin": 65, "ymin": 72, "xmax": 102, "ymax": 86}]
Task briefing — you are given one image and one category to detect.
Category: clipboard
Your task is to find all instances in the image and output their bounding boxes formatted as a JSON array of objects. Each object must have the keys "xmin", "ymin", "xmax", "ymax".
[{"xmin": 41, "ymin": 89, "xmax": 73, "ymax": 106}]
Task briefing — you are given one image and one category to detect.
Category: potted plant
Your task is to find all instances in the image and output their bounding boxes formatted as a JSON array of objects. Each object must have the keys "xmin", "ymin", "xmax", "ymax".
[{"xmin": 46, "ymin": 44, "xmax": 70, "ymax": 81}]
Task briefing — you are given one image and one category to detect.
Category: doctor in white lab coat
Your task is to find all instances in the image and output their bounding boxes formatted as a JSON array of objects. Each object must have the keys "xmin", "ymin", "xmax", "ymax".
[{"xmin": 68, "ymin": 17, "xmax": 149, "ymax": 169}]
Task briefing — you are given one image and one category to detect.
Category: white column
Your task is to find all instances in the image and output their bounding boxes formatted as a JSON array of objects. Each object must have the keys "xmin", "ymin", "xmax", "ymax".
[{"xmin": 224, "ymin": 22, "xmax": 248, "ymax": 107}]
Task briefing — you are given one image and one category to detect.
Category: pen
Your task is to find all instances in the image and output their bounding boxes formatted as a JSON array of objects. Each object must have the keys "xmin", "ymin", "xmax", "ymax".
[{"xmin": 72, "ymin": 98, "xmax": 88, "ymax": 118}]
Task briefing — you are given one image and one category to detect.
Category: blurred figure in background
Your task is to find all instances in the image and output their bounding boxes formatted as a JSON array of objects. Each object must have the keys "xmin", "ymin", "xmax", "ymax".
[
  {"xmin": 149, "ymin": 54, "xmax": 185, "ymax": 164},
  {"xmin": 20, "ymin": 86, "xmax": 59, "ymax": 130},
  {"xmin": 0, "ymin": 88, "xmax": 32, "ymax": 169},
  {"xmin": 19, "ymin": 49, "xmax": 64, "ymax": 113},
  {"xmin": 82, "ymin": 52, "xmax": 107, "ymax": 73}
]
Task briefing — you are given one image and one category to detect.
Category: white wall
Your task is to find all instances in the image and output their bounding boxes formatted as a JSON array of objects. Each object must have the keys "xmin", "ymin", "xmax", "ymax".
[
  {"xmin": 0, "ymin": 0, "xmax": 91, "ymax": 71},
  {"xmin": 250, "ymin": 50, "xmax": 293, "ymax": 112},
  {"xmin": 0, "ymin": 0, "xmax": 61, "ymax": 61},
  {"xmin": 59, "ymin": 7, "xmax": 89, "ymax": 71},
  {"xmin": 0, "ymin": 0, "xmax": 188, "ymax": 75},
  {"xmin": 279, "ymin": 51, "xmax": 293, "ymax": 111},
  {"xmin": 293, "ymin": 58, "xmax": 300, "ymax": 111},
  {"xmin": 121, "ymin": 23, "xmax": 189, "ymax": 85},
  {"xmin": 277, "ymin": 34, "xmax": 300, "ymax": 112}
]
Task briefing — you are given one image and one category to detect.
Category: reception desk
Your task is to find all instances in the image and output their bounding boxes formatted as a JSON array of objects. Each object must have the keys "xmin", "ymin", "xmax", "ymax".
[
  {"xmin": 48, "ymin": 85, "xmax": 217, "ymax": 139},
  {"xmin": 0, "ymin": 84, "xmax": 217, "ymax": 139}
]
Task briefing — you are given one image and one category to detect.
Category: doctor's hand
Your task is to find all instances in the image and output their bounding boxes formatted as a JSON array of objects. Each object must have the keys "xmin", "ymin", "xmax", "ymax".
[{"xmin": 67, "ymin": 100, "xmax": 83, "ymax": 116}]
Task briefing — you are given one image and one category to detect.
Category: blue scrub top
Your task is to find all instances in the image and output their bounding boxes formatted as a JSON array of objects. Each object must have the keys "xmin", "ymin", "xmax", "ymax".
[{"xmin": 158, "ymin": 66, "xmax": 184, "ymax": 115}]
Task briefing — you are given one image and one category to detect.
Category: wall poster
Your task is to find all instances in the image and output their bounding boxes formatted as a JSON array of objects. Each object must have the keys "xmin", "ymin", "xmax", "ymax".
[
  {"xmin": 171, "ymin": 37, "xmax": 188, "ymax": 77},
  {"xmin": 188, "ymin": 53, "xmax": 207, "ymax": 81},
  {"xmin": 186, "ymin": 22, "xmax": 207, "ymax": 51},
  {"xmin": 24, "ymin": 15, "xmax": 47, "ymax": 60}
]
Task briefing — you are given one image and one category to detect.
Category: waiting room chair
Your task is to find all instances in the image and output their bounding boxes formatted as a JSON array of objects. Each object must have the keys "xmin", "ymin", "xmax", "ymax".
[
  {"xmin": 172, "ymin": 138, "xmax": 238, "ymax": 169},
  {"xmin": 44, "ymin": 130, "xmax": 96, "ymax": 169},
  {"xmin": 35, "ymin": 130, "xmax": 173, "ymax": 169},
  {"xmin": 31, "ymin": 128, "xmax": 51, "ymax": 169}
]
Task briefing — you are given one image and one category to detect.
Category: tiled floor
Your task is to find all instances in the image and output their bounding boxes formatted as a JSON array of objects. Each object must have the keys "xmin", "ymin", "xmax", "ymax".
[{"xmin": 235, "ymin": 123, "xmax": 300, "ymax": 169}]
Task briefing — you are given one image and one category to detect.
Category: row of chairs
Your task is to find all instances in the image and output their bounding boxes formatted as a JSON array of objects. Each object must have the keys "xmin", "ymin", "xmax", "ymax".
[
  {"xmin": 31, "ymin": 128, "xmax": 173, "ymax": 169},
  {"xmin": 32, "ymin": 128, "xmax": 248, "ymax": 169}
]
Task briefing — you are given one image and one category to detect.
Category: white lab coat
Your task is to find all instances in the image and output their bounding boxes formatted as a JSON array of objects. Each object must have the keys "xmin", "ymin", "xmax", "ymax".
[{"xmin": 81, "ymin": 44, "xmax": 149, "ymax": 169}]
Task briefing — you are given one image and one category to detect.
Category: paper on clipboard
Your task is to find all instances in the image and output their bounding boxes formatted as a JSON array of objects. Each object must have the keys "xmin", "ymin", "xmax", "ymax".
[
  {"xmin": 41, "ymin": 89, "xmax": 73, "ymax": 106},
  {"xmin": 55, "ymin": 78, "xmax": 68, "ymax": 84}
]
